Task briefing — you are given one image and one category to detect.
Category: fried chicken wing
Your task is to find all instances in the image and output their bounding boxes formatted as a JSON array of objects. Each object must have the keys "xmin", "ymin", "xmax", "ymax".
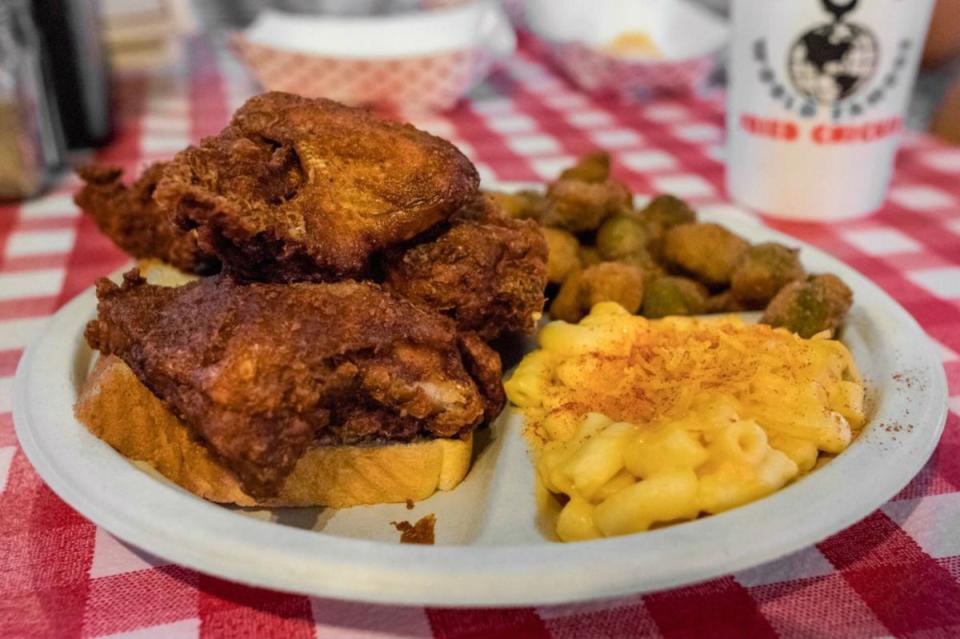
[
  {"xmin": 383, "ymin": 196, "xmax": 548, "ymax": 341},
  {"xmin": 74, "ymin": 163, "xmax": 218, "ymax": 274},
  {"xmin": 155, "ymin": 92, "xmax": 479, "ymax": 282},
  {"xmin": 85, "ymin": 270, "xmax": 504, "ymax": 497}
]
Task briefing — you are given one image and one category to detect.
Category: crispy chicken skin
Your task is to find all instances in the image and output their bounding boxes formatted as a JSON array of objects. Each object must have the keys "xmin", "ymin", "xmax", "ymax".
[
  {"xmin": 155, "ymin": 92, "xmax": 480, "ymax": 282},
  {"xmin": 74, "ymin": 163, "xmax": 218, "ymax": 275},
  {"xmin": 85, "ymin": 270, "xmax": 505, "ymax": 497},
  {"xmin": 383, "ymin": 195, "xmax": 548, "ymax": 341}
]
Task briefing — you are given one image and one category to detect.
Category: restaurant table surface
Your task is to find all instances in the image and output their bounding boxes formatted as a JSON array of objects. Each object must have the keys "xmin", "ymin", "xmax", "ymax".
[{"xmin": 2, "ymin": 35, "xmax": 960, "ymax": 639}]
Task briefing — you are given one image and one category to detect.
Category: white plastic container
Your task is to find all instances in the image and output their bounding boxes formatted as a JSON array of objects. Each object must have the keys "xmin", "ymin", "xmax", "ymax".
[{"xmin": 726, "ymin": 0, "xmax": 935, "ymax": 220}]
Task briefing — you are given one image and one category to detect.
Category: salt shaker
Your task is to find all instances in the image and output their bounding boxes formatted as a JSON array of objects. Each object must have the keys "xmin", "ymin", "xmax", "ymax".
[{"xmin": 0, "ymin": 0, "xmax": 64, "ymax": 200}]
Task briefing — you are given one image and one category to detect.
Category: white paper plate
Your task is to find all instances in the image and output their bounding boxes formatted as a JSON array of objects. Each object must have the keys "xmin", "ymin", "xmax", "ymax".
[{"xmin": 13, "ymin": 205, "xmax": 948, "ymax": 607}]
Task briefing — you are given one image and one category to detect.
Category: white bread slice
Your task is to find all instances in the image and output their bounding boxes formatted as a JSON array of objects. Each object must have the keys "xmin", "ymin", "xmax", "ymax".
[{"xmin": 75, "ymin": 354, "xmax": 473, "ymax": 508}]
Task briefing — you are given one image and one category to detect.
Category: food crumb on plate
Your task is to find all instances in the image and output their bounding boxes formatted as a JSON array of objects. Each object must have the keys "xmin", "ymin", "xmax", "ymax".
[{"xmin": 392, "ymin": 514, "xmax": 436, "ymax": 545}]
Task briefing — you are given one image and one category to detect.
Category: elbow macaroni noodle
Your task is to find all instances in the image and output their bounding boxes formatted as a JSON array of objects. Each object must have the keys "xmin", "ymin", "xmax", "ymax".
[{"xmin": 504, "ymin": 302, "xmax": 865, "ymax": 542}]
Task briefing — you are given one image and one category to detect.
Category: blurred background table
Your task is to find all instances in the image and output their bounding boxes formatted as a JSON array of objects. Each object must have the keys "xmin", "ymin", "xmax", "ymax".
[{"xmin": 1, "ymin": 25, "xmax": 960, "ymax": 639}]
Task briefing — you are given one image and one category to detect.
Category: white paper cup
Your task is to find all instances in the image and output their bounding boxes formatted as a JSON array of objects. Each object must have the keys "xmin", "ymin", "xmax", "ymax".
[{"xmin": 726, "ymin": 0, "xmax": 935, "ymax": 220}]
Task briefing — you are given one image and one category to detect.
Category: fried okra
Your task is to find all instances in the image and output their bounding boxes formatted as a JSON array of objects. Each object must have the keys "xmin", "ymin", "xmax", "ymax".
[
  {"xmin": 762, "ymin": 274, "xmax": 853, "ymax": 338},
  {"xmin": 615, "ymin": 248, "xmax": 663, "ymax": 286},
  {"xmin": 558, "ymin": 151, "xmax": 611, "ymax": 183},
  {"xmin": 596, "ymin": 214, "xmax": 648, "ymax": 260},
  {"xmin": 541, "ymin": 177, "xmax": 632, "ymax": 233},
  {"xmin": 704, "ymin": 290, "xmax": 747, "ymax": 314},
  {"xmin": 730, "ymin": 243, "xmax": 804, "ymax": 308},
  {"xmin": 574, "ymin": 262, "xmax": 645, "ymax": 316},
  {"xmin": 640, "ymin": 194, "xmax": 696, "ymax": 231},
  {"xmin": 550, "ymin": 271, "xmax": 582, "ymax": 322},
  {"xmin": 639, "ymin": 194, "xmax": 697, "ymax": 254},
  {"xmin": 662, "ymin": 223, "xmax": 749, "ymax": 287},
  {"xmin": 579, "ymin": 246, "xmax": 603, "ymax": 268},
  {"xmin": 543, "ymin": 227, "xmax": 582, "ymax": 284},
  {"xmin": 593, "ymin": 213, "xmax": 661, "ymax": 284},
  {"xmin": 550, "ymin": 262, "xmax": 645, "ymax": 322},
  {"xmin": 642, "ymin": 276, "xmax": 708, "ymax": 319},
  {"xmin": 487, "ymin": 189, "xmax": 546, "ymax": 221}
]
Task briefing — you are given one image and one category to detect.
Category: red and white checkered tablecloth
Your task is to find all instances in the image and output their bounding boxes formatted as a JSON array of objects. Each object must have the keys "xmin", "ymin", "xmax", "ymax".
[{"xmin": 2, "ymin": 35, "xmax": 959, "ymax": 638}]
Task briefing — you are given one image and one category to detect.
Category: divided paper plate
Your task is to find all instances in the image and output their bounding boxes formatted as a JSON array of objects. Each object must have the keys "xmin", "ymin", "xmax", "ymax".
[{"xmin": 14, "ymin": 202, "xmax": 947, "ymax": 606}]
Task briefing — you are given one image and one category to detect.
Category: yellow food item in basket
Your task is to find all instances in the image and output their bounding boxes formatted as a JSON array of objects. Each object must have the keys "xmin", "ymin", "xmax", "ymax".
[
  {"xmin": 604, "ymin": 32, "xmax": 661, "ymax": 59},
  {"xmin": 504, "ymin": 303, "xmax": 865, "ymax": 542}
]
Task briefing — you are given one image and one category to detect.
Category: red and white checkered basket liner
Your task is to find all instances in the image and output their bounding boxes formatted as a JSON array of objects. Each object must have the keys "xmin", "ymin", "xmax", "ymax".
[
  {"xmin": 232, "ymin": 36, "xmax": 493, "ymax": 111},
  {"xmin": 546, "ymin": 41, "xmax": 718, "ymax": 97}
]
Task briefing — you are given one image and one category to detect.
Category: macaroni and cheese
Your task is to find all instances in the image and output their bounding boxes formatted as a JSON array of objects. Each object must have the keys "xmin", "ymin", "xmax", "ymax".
[{"xmin": 504, "ymin": 302, "xmax": 865, "ymax": 542}]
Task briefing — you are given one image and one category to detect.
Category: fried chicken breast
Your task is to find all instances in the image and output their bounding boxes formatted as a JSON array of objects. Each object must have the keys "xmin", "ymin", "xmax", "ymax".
[
  {"xmin": 84, "ymin": 270, "xmax": 505, "ymax": 497},
  {"xmin": 383, "ymin": 195, "xmax": 548, "ymax": 341},
  {"xmin": 155, "ymin": 92, "xmax": 479, "ymax": 283},
  {"xmin": 74, "ymin": 163, "xmax": 218, "ymax": 275}
]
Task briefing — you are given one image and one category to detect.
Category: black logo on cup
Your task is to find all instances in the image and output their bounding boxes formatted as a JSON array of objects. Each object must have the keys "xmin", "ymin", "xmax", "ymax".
[
  {"xmin": 751, "ymin": 0, "xmax": 913, "ymax": 119},
  {"xmin": 787, "ymin": 0, "xmax": 878, "ymax": 105}
]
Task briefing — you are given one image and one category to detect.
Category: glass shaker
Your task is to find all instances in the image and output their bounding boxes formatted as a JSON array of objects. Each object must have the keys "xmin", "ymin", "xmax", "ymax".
[{"xmin": 0, "ymin": 0, "xmax": 64, "ymax": 200}]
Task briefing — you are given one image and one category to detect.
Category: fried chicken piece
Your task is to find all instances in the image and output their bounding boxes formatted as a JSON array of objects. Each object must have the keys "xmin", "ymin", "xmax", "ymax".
[
  {"xmin": 155, "ymin": 92, "xmax": 479, "ymax": 282},
  {"xmin": 74, "ymin": 163, "xmax": 218, "ymax": 275},
  {"xmin": 85, "ymin": 270, "xmax": 505, "ymax": 497},
  {"xmin": 383, "ymin": 196, "xmax": 548, "ymax": 341}
]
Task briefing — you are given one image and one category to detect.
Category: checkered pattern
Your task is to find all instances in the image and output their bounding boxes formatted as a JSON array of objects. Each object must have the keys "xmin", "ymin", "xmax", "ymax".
[
  {"xmin": 2, "ymin": 34, "xmax": 959, "ymax": 638},
  {"xmin": 542, "ymin": 41, "xmax": 717, "ymax": 97},
  {"xmin": 231, "ymin": 36, "xmax": 491, "ymax": 111}
]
